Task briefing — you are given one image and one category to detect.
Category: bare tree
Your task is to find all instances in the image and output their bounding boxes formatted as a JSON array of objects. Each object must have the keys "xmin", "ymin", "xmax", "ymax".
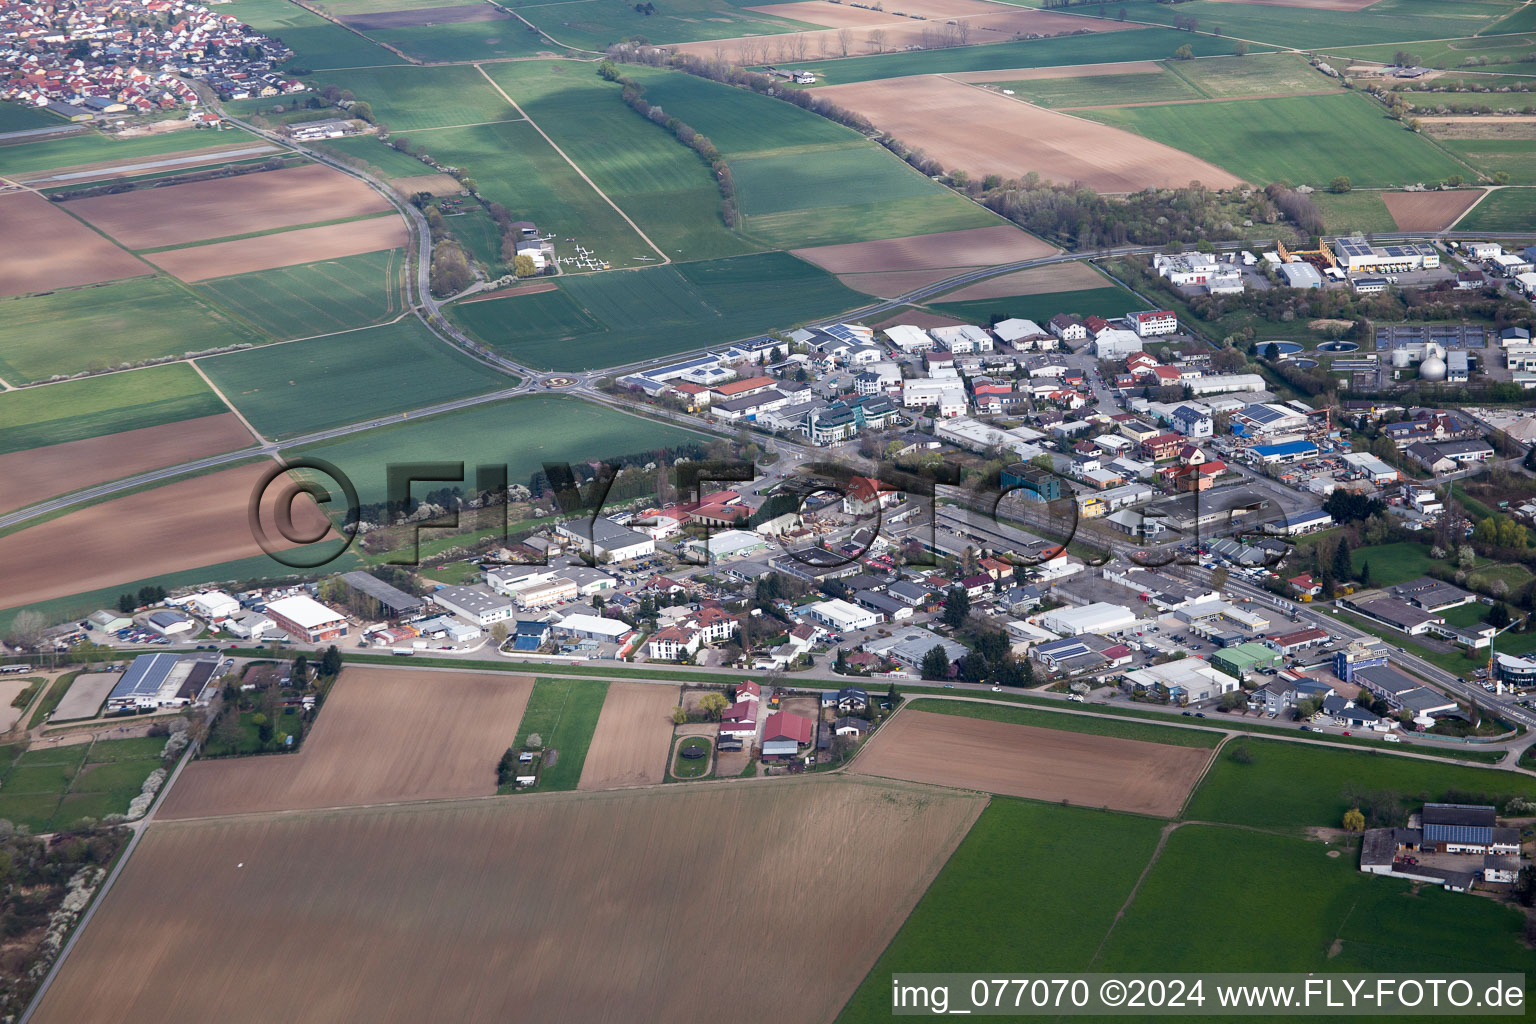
[
  {"xmin": 868, "ymin": 27, "xmax": 886, "ymax": 53},
  {"xmin": 817, "ymin": 35, "xmax": 830, "ymax": 58},
  {"xmin": 4, "ymin": 610, "xmax": 45, "ymax": 652},
  {"xmin": 711, "ymin": 40, "xmax": 726, "ymax": 65},
  {"xmin": 955, "ymin": 19, "xmax": 970, "ymax": 45},
  {"xmin": 837, "ymin": 26, "xmax": 852, "ymax": 56},
  {"xmin": 774, "ymin": 37, "xmax": 790, "ymax": 64},
  {"xmin": 790, "ymin": 33, "xmax": 809, "ymax": 62}
]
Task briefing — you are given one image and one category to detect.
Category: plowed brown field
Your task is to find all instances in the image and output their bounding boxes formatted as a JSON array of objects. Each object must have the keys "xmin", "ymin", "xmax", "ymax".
[
  {"xmin": 577, "ymin": 682, "xmax": 679, "ymax": 790},
  {"xmin": 817, "ymin": 76, "xmax": 1244, "ymax": 192},
  {"xmin": 851, "ymin": 709, "xmax": 1211, "ymax": 816},
  {"xmin": 34, "ymin": 778, "xmax": 984, "ymax": 1024},
  {"xmin": 0, "ymin": 461, "xmax": 334, "ymax": 610},
  {"xmin": 147, "ymin": 217, "xmax": 406, "ymax": 281},
  {"xmin": 159, "ymin": 668, "xmax": 534, "ymax": 818},
  {"xmin": 793, "ymin": 224, "xmax": 1055, "ymax": 275},
  {"xmin": 836, "ymin": 267, "xmax": 968, "ymax": 296},
  {"xmin": 66, "ymin": 164, "xmax": 392, "ymax": 249},
  {"xmin": 1381, "ymin": 189, "xmax": 1483, "ymax": 231},
  {"xmin": 937, "ymin": 261, "xmax": 1109, "ymax": 300},
  {"xmin": 0, "ymin": 192, "xmax": 150, "ymax": 297},
  {"xmin": 0, "ymin": 412, "xmax": 254, "ymax": 514}
]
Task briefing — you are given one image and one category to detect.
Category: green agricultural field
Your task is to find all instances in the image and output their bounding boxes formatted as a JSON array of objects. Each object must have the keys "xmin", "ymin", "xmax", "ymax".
[
  {"xmin": 917, "ymin": 698, "xmax": 1223, "ymax": 748},
  {"xmin": 0, "ymin": 104, "xmax": 66, "ymax": 133},
  {"xmin": 1118, "ymin": 0, "xmax": 1520, "ymax": 49},
  {"xmin": 929, "ymin": 285, "xmax": 1142, "ymax": 327},
  {"xmin": 195, "ymin": 249, "xmax": 407, "ymax": 340},
  {"xmin": 1172, "ymin": 52, "xmax": 1344, "ymax": 99},
  {"xmin": 392, "ymin": 120, "xmax": 650, "ymax": 270},
  {"xmin": 1454, "ymin": 185, "xmax": 1536, "ymax": 230},
  {"xmin": 1082, "ymin": 93, "xmax": 1466, "ymax": 189},
  {"xmin": 0, "ymin": 277, "xmax": 268, "ymax": 383},
  {"xmin": 312, "ymin": 135, "xmax": 437, "ymax": 178},
  {"xmin": 224, "ymin": 0, "xmax": 405, "ymax": 68},
  {"xmin": 484, "ymin": 61, "xmax": 757, "ymax": 261},
  {"xmin": 453, "ymin": 250, "xmax": 867, "ymax": 369},
  {"xmin": 506, "ymin": 677, "xmax": 609, "ymax": 792},
  {"xmin": 744, "ymin": 195, "xmax": 1000, "ymax": 250},
  {"xmin": 732, "ymin": 146, "xmax": 947, "ymax": 215},
  {"xmin": 1333, "ymin": 31, "xmax": 1536, "ymax": 74},
  {"xmin": 288, "ymin": 393, "xmax": 708, "ymax": 504},
  {"xmin": 515, "ymin": 0, "xmax": 812, "ymax": 50},
  {"xmin": 311, "ymin": 65, "xmax": 516, "ymax": 131},
  {"xmin": 1311, "ymin": 189, "xmax": 1399, "ymax": 233},
  {"xmin": 443, "ymin": 206, "xmax": 504, "ymax": 270},
  {"xmin": 838, "ymin": 800, "xmax": 1164, "ymax": 1021},
  {"xmin": 620, "ymin": 66, "xmax": 855, "ymax": 155},
  {"xmin": 0, "ymin": 737, "xmax": 165, "ymax": 833},
  {"xmin": 992, "ymin": 69, "xmax": 1203, "ymax": 109},
  {"xmin": 199, "ymin": 319, "xmax": 512, "ymax": 439},
  {"xmin": 362, "ymin": 21, "xmax": 554, "ymax": 64},
  {"xmin": 0, "ymin": 364, "xmax": 228, "ymax": 455},
  {"xmin": 1096, "ymin": 825, "xmax": 1532, "ymax": 977},
  {"xmin": 1185, "ymin": 737, "xmax": 1536, "ymax": 830},
  {"xmin": 1350, "ymin": 541, "xmax": 1433, "ymax": 586},
  {"xmin": 0, "ymin": 126, "xmax": 259, "ymax": 178},
  {"xmin": 804, "ymin": 28, "xmax": 1266, "ymax": 86}
]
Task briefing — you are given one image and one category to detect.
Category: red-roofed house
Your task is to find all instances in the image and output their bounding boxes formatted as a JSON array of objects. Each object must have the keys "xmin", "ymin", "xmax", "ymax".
[
  {"xmin": 736, "ymin": 680, "xmax": 761, "ymax": 702},
  {"xmin": 1174, "ymin": 460, "xmax": 1226, "ymax": 492},
  {"xmin": 1142, "ymin": 433, "xmax": 1185, "ymax": 461},
  {"xmin": 1126, "ymin": 352, "xmax": 1158, "ymax": 373},
  {"xmin": 1266, "ymin": 627, "xmax": 1329, "ymax": 654},
  {"xmin": 1178, "ymin": 444, "xmax": 1207, "ymax": 466},
  {"xmin": 1288, "ymin": 574, "xmax": 1322, "ymax": 597},
  {"xmin": 763, "ymin": 711, "xmax": 815, "ymax": 746},
  {"xmin": 841, "ymin": 476, "xmax": 902, "ymax": 517},
  {"xmin": 648, "ymin": 624, "xmax": 702, "ymax": 660}
]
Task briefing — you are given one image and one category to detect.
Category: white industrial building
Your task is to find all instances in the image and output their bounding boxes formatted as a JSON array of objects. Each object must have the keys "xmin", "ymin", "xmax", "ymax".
[
  {"xmin": 929, "ymin": 324, "xmax": 993, "ymax": 354},
  {"xmin": 1092, "ymin": 328, "xmax": 1143, "ymax": 359},
  {"xmin": 186, "ymin": 591, "xmax": 240, "ymax": 622},
  {"xmin": 809, "ymin": 598, "xmax": 880, "ymax": 632},
  {"xmin": 263, "ymin": 594, "xmax": 348, "ymax": 642},
  {"xmin": 936, "ymin": 417, "xmax": 1047, "ymax": 458},
  {"xmin": 1186, "ymin": 374, "xmax": 1266, "ymax": 396},
  {"xmin": 1124, "ymin": 659, "xmax": 1240, "ymax": 705},
  {"xmin": 902, "ymin": 378, "xmax": 968, "ymax": 417},
  {"xmin": 1038, "ymin": 602, "xmax": 1137, "ymax": 637},
  {"xmin": 1154, "ymin": 251, "xmax": 1218, "ymax": 286},
  {"xmin": 681, "ymin": 529, "xmax": 768, "ymax": 563},
  {"xmin": 432, "ymin": 585, "xmax": 514, "ymax": 627},
  {"xmin": 555, "ymin": 612, "xmax": 633, "ymax": 642},
  {"xmin": 556, "ymin": 518, "xmax": 655, "ymax": 562},
  {"xmin": 1331, "ymin": 237, "xmax": 1439, "ymax": 273},
  {"xmin": 884, "ymin": 324, "xmax": 934, "ymax": 352},
  {"xmin": 992, "ymin": 318, "xmax": 1053, "ymax": 349},
  {"xmin": 1131, "ymin": 311, "xmax": 1178, "ymax": 337}
]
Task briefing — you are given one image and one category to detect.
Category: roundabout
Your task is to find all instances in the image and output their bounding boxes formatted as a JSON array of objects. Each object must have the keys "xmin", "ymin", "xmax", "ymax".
[{"xmin": 542, "ymin": 376, "xmax": 578, "ymax": 388}]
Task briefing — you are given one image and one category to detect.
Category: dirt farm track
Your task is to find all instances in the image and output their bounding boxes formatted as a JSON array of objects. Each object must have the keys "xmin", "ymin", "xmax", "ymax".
[
  {"xmin": 850, "ymin": 710, "xmax": 1213, "ymax": 817},
  {"xmin": 157, "ymin": 669, "xmax": 534, "ymax": 818},
  {"xmin": 34, "ymin": 779, "xmax": 984, "ymax": 1024}
]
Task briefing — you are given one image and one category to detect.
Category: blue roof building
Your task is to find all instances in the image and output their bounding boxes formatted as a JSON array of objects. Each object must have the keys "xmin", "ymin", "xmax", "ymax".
[{"xmin": 1251, "ymin": 439, "xmax": 1317, "ymax": 464}]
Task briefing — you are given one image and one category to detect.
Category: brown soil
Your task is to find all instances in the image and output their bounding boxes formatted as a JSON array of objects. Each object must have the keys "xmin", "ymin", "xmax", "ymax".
[
  {"xmin": 672, "ymin": 7, "xmax": 1134, "ymax": 63},
  {"xmin": 0, "ymin": 412, "xmax": 255, "ymax": 515},
  {"xmin": 938, "ymin": 261, "xmax": 1108, "ymax": 300},
  {"xmin": 0, "ymin": 460, "xmax": 335, "ymax": 611},
  {"xmin": 817, "ymin": 76, "xmax": 1244, "ymax": 192},
  {"xmin": 851, "ymin": 709, "xmax": 1212, "ymax": 816},
  {"xmin": 147, "ymin": 217, "xmax": 406, "ymax": 282},
  {"xmin": 340, "ymin": 3, "xmax": 508, "ymax": 28},
  {"xmin": 67, "ymin": 164, "xmax": 393, "ymax": 249},
  {"xmin": 158, "ymin": 668, "xmax": 534, "ymax": 818},
  {"xmin": 0, "ymin": 192, "xmax": 150, "ymax": 298},
  {"xmin": 944, "ymin": 60, "xmax": 1162, "ymax": 83},
  {"xmin": 793, "ymin": 224, "xmax": 1055, "ymax": 275},
  {"xmin": 459, "ymin": 280, "xmax": 558, "ymax": 303},
  {"xmin": 33, "ymin": 778, "xmax": 984, "ymax": 1024},
  {"xmin": 836, "ymin": 267, "xmax": 967, "ymax": 297},
  {"xmin": 1381, "ymin": 189, "xmax": 1484, "ymax": 231},
  {"xmin": 577, "ymin": 682, "xmax": 680, "ymax": 790},
  {"xmin": 871, "ymin": 308, "xmax": 967, "ymax": 329}
]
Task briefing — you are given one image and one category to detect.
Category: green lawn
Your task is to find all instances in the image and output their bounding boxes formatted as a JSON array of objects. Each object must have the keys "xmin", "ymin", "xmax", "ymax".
[
  {"xmin": 0, "ymin": 126, "xmax": 261, "ymax": 178},
  {"xmin": 1467, "ymin": 562, "xmax": 1535, "ymax": 593},
  {"xmin": 223, "ymin": 0, "xmax": 406, "ymax": 69},
  {"xmin": 483, "ymin": 60, "xmax": 758, "ymax": 262},
  {"xmin": 199, "ymin": 319, "xmax": 512, "ymax": 439},
  {"xmin": 443, "ymin": 207, "xmax": 504, "ymax": 271},
  {"xmin": 195, "ymin": 249, "xmax": 407, "ymax": 341},
  {"xmin": 1455, "ymin": 186, "xmax": 1536, "ymax": 231},
  {"xmin": 0, "ymin": 277, "xmax": 268, "ymax": 383},
  {"xmin": 507, "ymin": 677, "xmax": 609, "ymax": 792},
  {"xmin": 311, "ymin": 66, "xmax": 517, "ymax": 131},
  {"xmin": 803, "ymin": 28, "xmax": 1267, "ymax": 86},
  {"xmin": 1081, "ymin": 92, "xmax": 1467, "ymax": 189},
  {"xmin": 672, "ymin": 735, "xmax": 713, "ymax": 778},
  {"xmin": 288, "ymin": 393, "xmax": 708, "ymax": 504},
  {"xmin": 1311, "ymin": 189, "xmax": 1400, "ymax": 234},
  {"xmin": 0, "ymin": 364, "xmax": 228, "ymax": 455},
  {"xmin": 928, "ymin": 285, "xmax": 1142, "ymax": 327},
  {"xmin": 916, "ymin": 698, "xmax": 1224, "ymax": 748},
  {"xmin": 1119, "ymin": 0, "xmax": 1521, "ymax": 49},
  {"xmin": 1437, "ymin": 138, "xmax": 1536, "ymax": 184},
  {"xmin": 391, "ymin": 119, "xmax": 651, "ymax": 271},
  {"xmin": 837, "ymin": 800, "xmax": 1165, "ymax": 1021},
  {"xmin": 1184, "ymin": 737, "xmax": 1536, "ymax": 830},
  {"xmin": 452, "ymin": 250, "xmax": 868, "ymax": 370},
  {"xmin": 516, "ymin": 0, "xmax": 812, "ymax": 50},
  {"xmin": 0, "ymin": 737, "xmax": 164, "ymax": 832},
  {"xmin": 1350, "ymin": 541, "xmax": 1432, "ymax": 587},
  {"xmin": 312, "ymin": 135, "xmax": 437, "ymax": 178}
]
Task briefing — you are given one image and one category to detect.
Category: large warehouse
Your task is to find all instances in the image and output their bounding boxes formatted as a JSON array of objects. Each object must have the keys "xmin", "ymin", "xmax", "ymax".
[
  {"xmin": 263, "ymin": 594, "xmax": 348, "ymax": 643},
  {"xmin": 106, "ymin": 653, "xmax": 218, "ymax": 712},
  {"xmin": 1038, "ymin": 602, "xmax": 1137, "ymax": 637}
]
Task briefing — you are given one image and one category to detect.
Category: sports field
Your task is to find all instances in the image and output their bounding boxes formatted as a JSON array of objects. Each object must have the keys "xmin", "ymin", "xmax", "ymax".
[
  {"xmin": 1454, "ymin": 185, "xmax": 1536, "ymax": 231},
  {"xmin": 195, "ymin": 249, "xmax": 406, "ymax": 340},
  {"xmin": 35, "ymin": 778, "xmax": 983, "ymax": 1024},
  {"xmin": 0, "ymin": 363, "xmax": 228, "ymax": 455},
  {"xmin": 198, "ymin": 319, "xmax": 511, "ymax": 439},
  {"xmin": 311, "ymin": 65, "xmax": 517, "ymax": 132},
  {"xmin": 0, "ymin": 737, "xmax": 166, "ymax": 834},
  {"xmin": 1081, "ymin": 92, "xmax": 1467, "ymax": 188},
  {"xmin": 0, "ymin": 125, "xmax": 260, "ymax": 178},
  {"xmin": 221, "ymin": 0, "xmax": 405, "ymax": 68},
  {"xmin": 160, "ymin": 669, "xmax": 535, "ymax": 819},
  {"xmin": 0, "ymin": 277, "xmax": 267, "ymax": 383},
  {"xmin": 453, "ymin": 250, "xmax": 867, "ymax": 369},
  {"xmin": 392, "ymin": 119, "xmax": 650, "ymax": 270},
  {"xmin": 483, "ymin": 61, "xmax": 758, "ymax": 261},
  {"xmin": 288, "ymin": 393, "xmax": 708, "ymax": 504},
  {"xmin": 508, "ymin": 677, "xmax": 609, "ymax": 791}
]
